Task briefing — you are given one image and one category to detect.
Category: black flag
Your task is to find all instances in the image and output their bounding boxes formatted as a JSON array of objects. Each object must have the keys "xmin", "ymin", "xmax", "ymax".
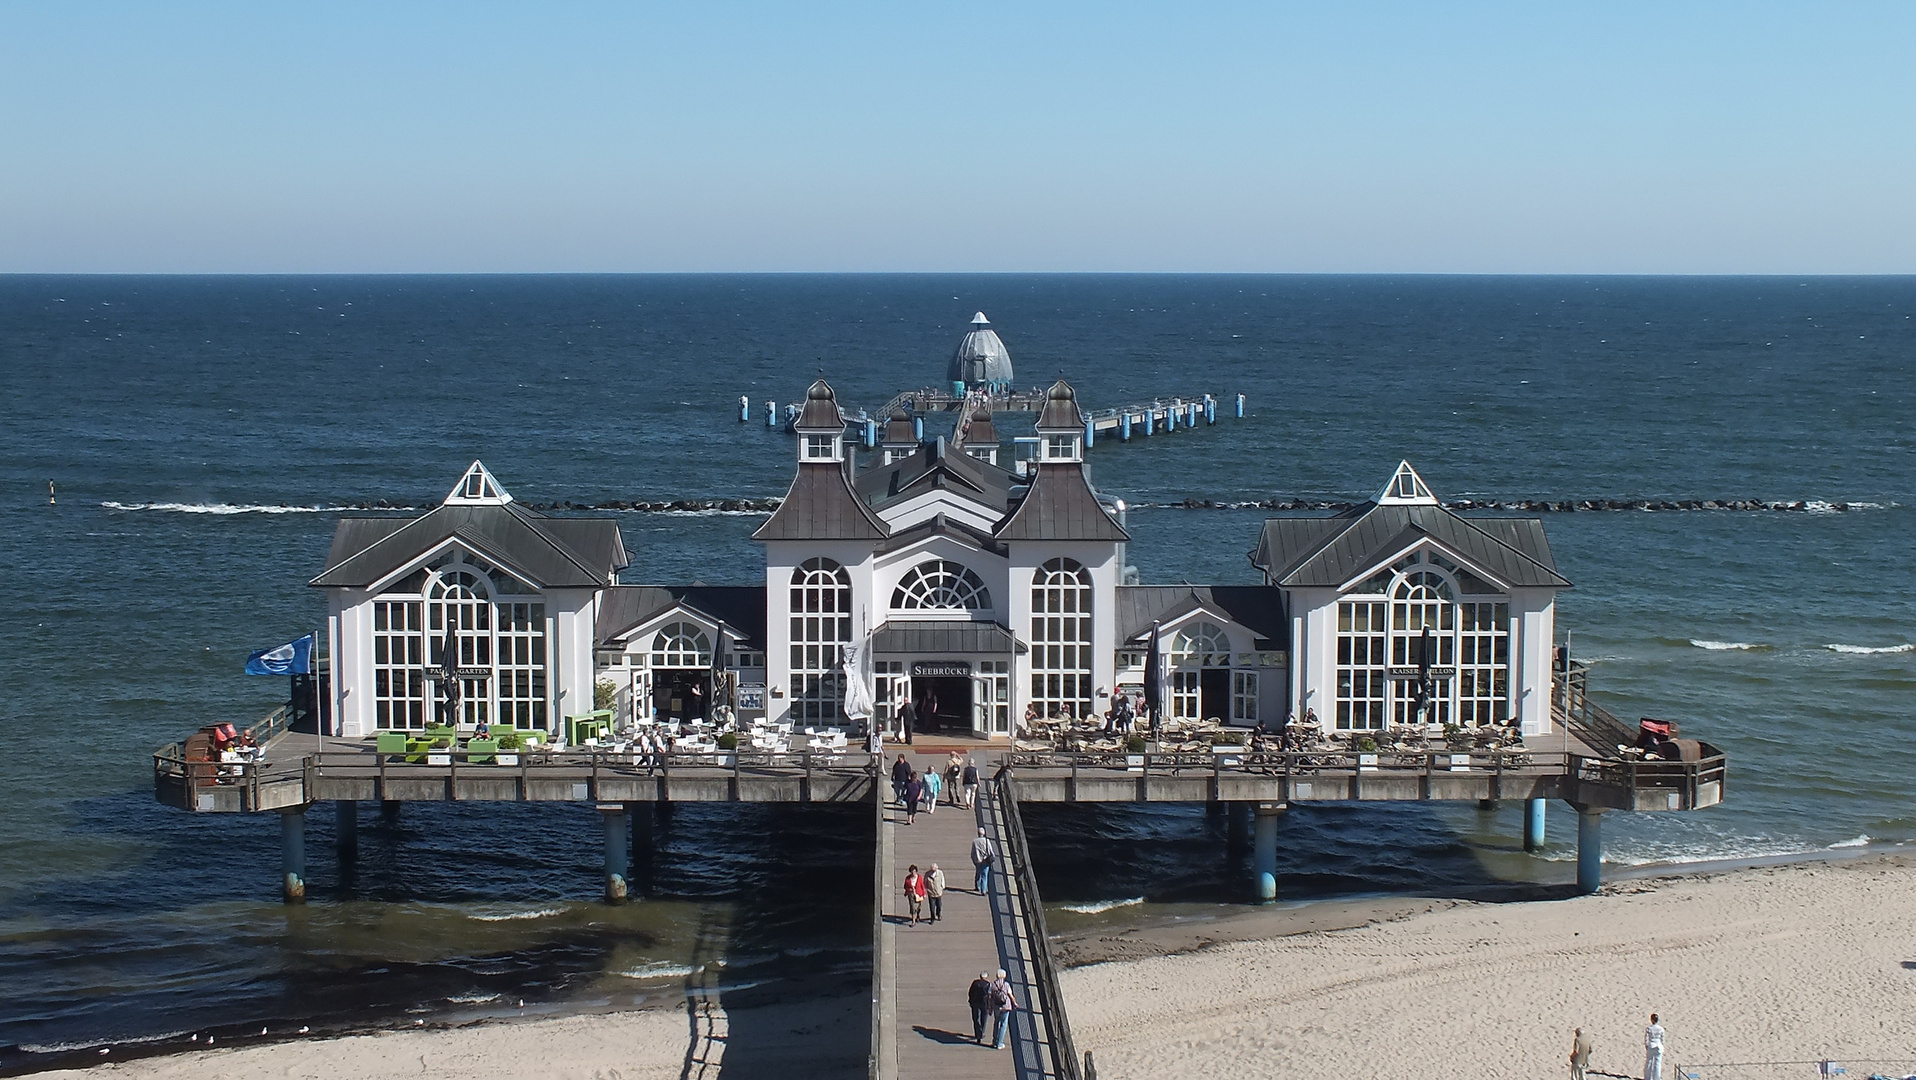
[{"xmin": 1142, "ymin": 621, "xmax": 1163, "ymax": 737}]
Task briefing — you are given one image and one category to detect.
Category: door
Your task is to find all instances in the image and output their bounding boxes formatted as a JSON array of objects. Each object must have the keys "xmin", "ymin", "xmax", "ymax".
[
  {"xmin": 1199, "ymin": 668, "xmax": 1231, "ymax": 723},
  {"xmin": 917, "ymin": 676, "xmax": 973, "ymax": 734}
]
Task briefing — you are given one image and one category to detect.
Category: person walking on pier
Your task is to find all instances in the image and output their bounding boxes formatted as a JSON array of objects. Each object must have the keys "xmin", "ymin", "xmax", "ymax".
[
  {"xmin": 900, "ymin": 698, "xmax": 917, "ymax": 745},
  {"xmin": 1643, "ymin": 1013, "xmax": 1666, "ymax": 1080},
  {"xmin": 967, "ymin": 971, "xmax": 993, "ymax": 1044},
  {"xmin": 891, "ymin": 754, "xmax": 910, "ymax": 807},
  {"xmin": 922, "ymin": 766, "xmax": 942, "ymax": 815},
  {"xmin": 962, "ymin": 757, "xmax": 979, "ymax": 808},
  {"xmin": 987, "ymin": 968, "xmax": 1018, "ymax": 1050},
  {"xmin": 925, "ymin": 863, "xmax": 946, "ymax": 922},
  {"xmin": 944, "ymin": 751, "xmax": 963, "ymax": 805},
  {"xmin": 1569, "ymin": 1027, "xmax": 1593, "ymax": 1080},
  {"xmin": 971, "ymin": 827, "xmax": 996, "ymax": 895},
  {"xmin": 905, "ymin": 771, "xmax": 924, "ymax": 825},
  {"xmin": 904, "ymin": 864, "xmax": 926, "ymax": 925}
]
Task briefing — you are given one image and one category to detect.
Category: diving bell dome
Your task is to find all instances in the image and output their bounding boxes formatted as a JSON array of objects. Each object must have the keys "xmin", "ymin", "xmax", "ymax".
[{"xmin": 948, "ymin": 312, "xmax": 1013, "ymax": 387}]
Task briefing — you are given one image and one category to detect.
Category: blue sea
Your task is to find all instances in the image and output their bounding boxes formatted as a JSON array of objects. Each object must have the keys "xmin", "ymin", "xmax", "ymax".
[{"xmin": 1, "ymin": 275, "xmax": 1912, "ymax": 1071}]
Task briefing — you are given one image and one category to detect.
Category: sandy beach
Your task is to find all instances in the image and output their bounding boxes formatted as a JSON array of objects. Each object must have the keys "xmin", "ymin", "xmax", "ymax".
[{"xmin": 41, "ymin": 853, "xmax": 1916, "ymax": 1080}]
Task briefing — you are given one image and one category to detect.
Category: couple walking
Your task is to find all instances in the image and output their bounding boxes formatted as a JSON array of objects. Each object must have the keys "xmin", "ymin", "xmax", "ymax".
[
  {"xmin": 888, "ymin": 755, "xmax": 941, "ymax": 824},
  {"xmin": 901, "ymin": 863, "xmax": 945, "ymax": 925},
  {"xmin": 966, "ymin": 969, "xmax": 1018, "ymax": 1050},
  {"xmin": 1569, "ymin": 1013, "xmax": 1666, "ymax": 1080}
]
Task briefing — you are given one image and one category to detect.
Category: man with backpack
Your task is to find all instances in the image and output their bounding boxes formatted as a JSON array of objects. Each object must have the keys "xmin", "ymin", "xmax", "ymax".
[{"xmin": 971, "ymin": 827, "xmax": 996, "ymax": 895}]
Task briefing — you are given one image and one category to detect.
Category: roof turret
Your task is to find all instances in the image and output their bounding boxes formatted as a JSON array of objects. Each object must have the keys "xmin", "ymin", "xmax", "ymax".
[
  {"xmin": 881, "ymin": 408, "xmax": 916, "ymax": 447},
  {"xmin": 793, "ymin": 379, "xmax": 845, "ymax": 432},
  {"xmin": 948, "ymin": 312, "xmax": 1014, "ymax": 386},
  {"xmin": 1035, "ymin": 379, "xmax": 1084, "ymax": 431}
]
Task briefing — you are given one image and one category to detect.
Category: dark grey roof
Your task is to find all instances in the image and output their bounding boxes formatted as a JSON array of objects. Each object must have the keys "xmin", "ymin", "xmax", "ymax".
[
  {"xmin": 995, "ymin": 463, "xmax": 1129, "ymax": 542},
  {"xmin": 876, "ymin": 512, "xmax": 1003, "ymax": 555},
  {"xmin": 856, "ymin": 437, "xmax": 1014, "ymax": 514},
  {"xmin": 794, "ymin": 379, "xmax": 844, "ymax": 431},
  {"xmin": 597, "ymin": 585, "xmax": 768, "ymax": 649},
  {"xmin": 754, "ymin": 462, "xmax": 888, "ymax": 541},
  {"xmin": 1250, "ymin": 504, "xmax": 1570, "ymax": 589},
  {"xmin": 873, "ymin": 620, "xmax": 1023, "ymax": 655},
  {"xmin": 312, "ymin": 503, "xmax": 626, "ymax": 589},
  {"xmin": 1035, "ymin": 379, "xmax": 1084, "ymax": 431},
  {"xmin": 1115, "ymin": 586, "xmax": 1290, "ymax": 649},
  {"xmin": 881, "ymin": 409, "xmax": 916, "ymax": 446}
]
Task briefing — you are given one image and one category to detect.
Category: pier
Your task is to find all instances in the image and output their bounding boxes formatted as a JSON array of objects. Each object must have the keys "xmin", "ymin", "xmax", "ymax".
[{"xmin": 756, "ymin": 384, "xmax": 1248, "ymax": 448}]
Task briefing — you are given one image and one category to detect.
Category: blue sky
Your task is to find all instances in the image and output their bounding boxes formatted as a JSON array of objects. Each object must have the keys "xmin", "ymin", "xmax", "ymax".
[{"xmin": 2, "ymin": 2, "xmax": 1912, "ymax": 273}]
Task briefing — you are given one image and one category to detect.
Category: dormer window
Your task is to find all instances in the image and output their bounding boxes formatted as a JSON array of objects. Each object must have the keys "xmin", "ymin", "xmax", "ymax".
[
  {"xmin": 1045, "ymin": 434, "xmax": 1079, "ymax": 461},
  {"xmin": 804, "ymin": 434, "xmax": 839, "ymax": 461}
]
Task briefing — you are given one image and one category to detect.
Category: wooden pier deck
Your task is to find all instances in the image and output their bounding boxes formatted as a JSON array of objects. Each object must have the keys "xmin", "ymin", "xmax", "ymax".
[{"xmin": 873, "ymin": 752, "xmax": 1071, "ymax": 1080}]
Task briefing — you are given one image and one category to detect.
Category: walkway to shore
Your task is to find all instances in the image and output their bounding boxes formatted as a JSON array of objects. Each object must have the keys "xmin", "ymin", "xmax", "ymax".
[{"xmin": 878, "ymin": 750, "xmax": 1040, "ymax": 1080}]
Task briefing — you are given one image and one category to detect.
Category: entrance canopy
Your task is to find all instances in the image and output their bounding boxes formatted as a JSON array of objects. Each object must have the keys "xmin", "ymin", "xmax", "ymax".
[{"xmin": 872, "ymin": 620, "xmax": 1024, "ymax": 655}]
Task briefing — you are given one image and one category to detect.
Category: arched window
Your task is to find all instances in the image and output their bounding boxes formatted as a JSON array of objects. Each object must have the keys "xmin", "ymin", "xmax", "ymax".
[
  {"xmin": 651, "ymin": 622, "xmax": 712, "ymax": 668},
  {"xmin": 1029, "ymin": 558, "xmax": 1093, "ymax": 719},
  {"xmin": 789, "ymin": 558, "xmax": 852, "ymax": 720},
  {"xmin": 1170, "ymin": 622, "xmax": 1231, "ymax": 668},
  {"xmin": 428, "ymin": 567, "xmax": 496, "ymax": 729},
  {"xmin": 1335, "ymin": 558, "xmax": 1508, "ymax": 732},
  {"xmin": 891, "ymin": 560, "xmax": 991, "ymax": 611},
  {"xmin": 373, "ymin": 561, "xmax": 546, "ymax": 732}
]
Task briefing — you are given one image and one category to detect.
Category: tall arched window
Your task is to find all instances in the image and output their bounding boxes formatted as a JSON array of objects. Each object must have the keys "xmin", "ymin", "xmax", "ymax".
[
  {"xmin": 374, "ymin": 557, "xmax": 545, "ymax": 731},
  {"xmin": 1029, "ymin": 558, "xmax": 1093, "ymax": 719},
  {"xmin": 429, "ymin": 569, "xmax": 492, "ymax": 726},
  {"xmin": 790, "ymin": 558, "xmax": 852, "ymax": 721},
  {"xmin": 1333, "ymin": 555, "xmax": 1505, "ymax": 731},
  {"xmin": 891, "ymin": 560, "xmax": 991, "ymax": 611},
  {"xmin": 651, "ymin": 622, "xmax": 712, "ymax": 668}
]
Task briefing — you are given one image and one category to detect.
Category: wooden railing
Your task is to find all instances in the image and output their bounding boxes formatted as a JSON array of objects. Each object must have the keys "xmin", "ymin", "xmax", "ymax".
[{"xmin": 996, "ymin": 768, "xmax": 1084, "ymax": 1080}]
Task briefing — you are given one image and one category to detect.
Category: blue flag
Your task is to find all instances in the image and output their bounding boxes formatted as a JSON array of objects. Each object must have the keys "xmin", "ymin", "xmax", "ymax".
[{"xmin": 246, "ymin": 634, "xmax": 315, "ymax": 676}]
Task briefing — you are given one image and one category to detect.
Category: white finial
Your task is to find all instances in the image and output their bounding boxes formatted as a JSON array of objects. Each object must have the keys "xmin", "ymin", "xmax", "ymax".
[
  {"xmin": 444, "ymin": 461, "xmax": 513, "ymax": 506},
  {"xmin": 1376, "ymin": 460, "xmax": 1438, "ymax": 505},
  {"xmin": 972, "ymin": 311, "xmax": 990, "ymax": 325}
]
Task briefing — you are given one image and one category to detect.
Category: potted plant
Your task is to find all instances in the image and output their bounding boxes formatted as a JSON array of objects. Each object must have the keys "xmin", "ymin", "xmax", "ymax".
[
  {"xmin": 466, "ymin": 735, "xmax": 498, "ymax": 765},
  {"xmin": 1210, "ymin": 730, "xmax": 1247, "ymax": 765},
  {"xmin": 427, "ymin": 737, "xmax": 453, "ymax": 767},
  {"xmin": 1355, "ymin": 735, "xmax": 1379, "ymax": 771},
  {"xmin": 1124, "ymin": 734, "xmax": 1148, "ymax": 770},
  {"xmin": 713, "ymin": 731, "xmax": 739, "ymax": 766},
  {"xmin": 494, "ymin": 729, "xmax": 523, "ymax": 766},
  {"xmin": 405, "ymin": 738, "xmax": 430, "ymax": 765}
]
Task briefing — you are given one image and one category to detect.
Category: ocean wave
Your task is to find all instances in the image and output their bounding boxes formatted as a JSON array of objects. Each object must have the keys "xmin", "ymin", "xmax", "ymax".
[
  {"xmin": 466, "ymin": 905, "xmax": 568, "ymax": 922},
  {"xmin": 101, "ymin": 501, "xmax": 375, "ymax": 515},
  {"xmin": 1056, "ymin": 897, "xmax": 1145, "ymax": 914},
  {"xmin": 446, "ymin": 993, "xmax": 502, "ymax": 1004},
  {"xmin": 1689, "ymin": 640, "xmax": 1768, "ymax": 651},
  {"xmin": 615, "ymin": 962, "xmax": 701, "ymax": 980},
  {"xmin": 1824, "ymin": 643, "xmax": 1915, "ymax": 655},
  {"xmin": 19, "ymin": 1031, "xmax": 194, "ymax": 1054},
  {"xmin": 1828, "ymin": 835, "xmax": 1872, "ymax": 849}
]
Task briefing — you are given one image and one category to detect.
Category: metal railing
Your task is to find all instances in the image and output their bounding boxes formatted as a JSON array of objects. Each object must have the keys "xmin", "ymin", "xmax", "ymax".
[
  {"xmin": 1007, "ymin": 746, "xmax": 1557, "ymax": 779},
  {"xmin": 995, "ymin": 768, "xmax": 1083, "ymax": 1080}
]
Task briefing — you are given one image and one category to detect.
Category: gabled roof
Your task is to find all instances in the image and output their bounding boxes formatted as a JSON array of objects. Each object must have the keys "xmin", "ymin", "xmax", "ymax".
[
  {"xmin": 597, "ymin": 585, "xmax": 768, "ymax": 650},
  {"xmin": 1115, "ymin": 585, "xmax": 1290, "ymax": 649},
  {"xmin": 1251, "ymin": 503, "xmax": 1570, "ymax": 589},
  {"xmin": 876, "ymin": 511, "xmax": 1004, "ymax": 555},
  {"xmin": 311, "ymin": 500, "xmax": 626, "ymax": 589},
  {"xmin": 754, "ymin": 461, "xmax": 888, "ymax": 541},
  {"xmin": 881, "ymin": 409, "xmax": 916, "ymax": 447},
  {"xmin": 995, "ymin": 462, "xmax": 1128, "ymax": 542},
  {"xmin": 856, "ymin": 437, "xmax": 1014, "ymax": 514}
]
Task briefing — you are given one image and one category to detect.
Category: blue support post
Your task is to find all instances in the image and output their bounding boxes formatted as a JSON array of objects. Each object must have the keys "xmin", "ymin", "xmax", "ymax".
[
  {"xmin": 864, "ymin": 418, "xmax": 877, "ymax": 448},
  {"xmin": 738, "ymin": 395, "xmax": 750, "ymax": 422},
  {"xmin": 1253, "ymin": 805, "xmax": 1281, "ymax": 903},
  {"xmin": 1084, "ymin": 417, "xmax": 1094, "ymax": 448},
  {"xmin": 1205, "ymin": 396, "xmax": 1216, "ymax": 424},
  {"xmin": 336, "ymin": 800, "xmax": 357, "ymax": 861},
  {"xmin": 1167, "ymin": 405, "xmax": 1177, "ymax": 431},
  {"xmin": 1120, "ymin": 413, "xmax": 1132, "ymax": 441},
  {"xmin": 1576, "ymin": 806, "xmax": 1603, "ymax": 894},
  {"xmin": 764, "ymin": 399, "xmax": 777, "ymax": 428},
  {"xmin": 1143, "ymin": 409, "xmax": 1154, "ymax": 435},
  {"xmin": 1190, "ymin": 402, "xmax": 1200, "ymax": 426},
  {"xmin": 281, "ymin": 806, "xmax": 307, "ymax": 904},
  {"xmin": 913, "ymin": 416, "xmax": 924, "ymax": 441},
  {"xmin": 1235, "ymin": 393, "xmax": 1245, "ymax": 418},
  {"xmin": 601, "ymin": 804, "xmax": 630, "ymax": 903},
  {"xmin": 1524, "ymin": 798, "xmax": 1547, "ymax": 853}
]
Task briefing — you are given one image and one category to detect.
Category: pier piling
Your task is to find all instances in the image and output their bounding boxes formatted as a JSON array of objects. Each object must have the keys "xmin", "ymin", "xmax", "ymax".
[
  {"xmin": 765, "ymin": 399, "xmax": 776, "ymax": 427},
  {"xmin": 1143, "ymin": 409, "xmax": 1154, "ymax": 435},
  {"xmin": 335, "ymin": 800, "xmax": 357, "ymax": 860},
  {"xmin": 600, "ymin": 804, "xmax": 630, "ymax": 903},
  {"xmin": 1575, "ymin": 805, "xmax": 1604, "ymax": 894},
  {"xmin": 1253, "ymin": 804, "xmax": 1282, "ymax": 903},
  {"xmin": 738, "ymin": 395, "xmax": 750, "ymax": 422},
  {"xmin": 280, "ymin": 807, "xmax": 307, "ymax": 904},
  {"xmin": 1235, "ymin": 393, "xmax": 1245, "ymax": 418},
  {"xmin": 1524, "ymin": 798, "xmax": 1547, "ymax": 852},
  {"xmin": 1084, "ymin": 417, "xmax": 1094, "ymax": 448},
  {"xmin": 1120, "ymin": 413, "xmax": 1131, "ymax": 441}
]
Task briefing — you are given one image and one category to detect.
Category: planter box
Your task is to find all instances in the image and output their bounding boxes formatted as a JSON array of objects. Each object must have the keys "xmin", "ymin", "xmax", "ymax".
[
  {"xmin": 1448, "ymin": 753, "xmax": 1472, "ymax": 771},
  {"xmin": 495, "ymin": 753, "xmax": 520, "ymax": 766},
  {"xmin": 1124, "ymin": 754, "xmax": 1145, "ymax": 772},
  {"xmin": 427, "ymin": 752, "xmax": 451, "ymax": 766},
  {"xmin": 1357, "ymin": 752, "xmax": 1379, "ymax": 772}
]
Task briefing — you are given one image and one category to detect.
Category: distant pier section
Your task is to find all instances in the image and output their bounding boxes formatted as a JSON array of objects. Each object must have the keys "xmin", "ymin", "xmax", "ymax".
[{"xmin": 738, "ymin": 311, "xmax": 1247, "ymax": 451}]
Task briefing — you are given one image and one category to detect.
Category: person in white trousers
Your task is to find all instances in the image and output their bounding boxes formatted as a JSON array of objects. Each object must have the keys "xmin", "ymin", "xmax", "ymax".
[{"xmin": 1644, "ymin": 1013, "xmax": 1666, "ymax": 1080}]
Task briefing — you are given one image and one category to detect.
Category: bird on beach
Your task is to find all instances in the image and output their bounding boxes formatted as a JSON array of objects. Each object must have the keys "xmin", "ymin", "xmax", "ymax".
[
  {"xmin": 298, "ymin": 1026, "xmax": 310, "ymax": 1035},
  {"xmin": 260, "ymin": 1027, "xmax": 268, "ymax": 1036}
]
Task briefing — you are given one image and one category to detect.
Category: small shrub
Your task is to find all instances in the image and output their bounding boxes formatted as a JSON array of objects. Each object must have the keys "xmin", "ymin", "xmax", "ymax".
[
  {"xmin": 594, "ymin": 678, "xmax": 618, "ymax": 711},
  {"xmin": 496, "ymin": 731, "xmax": 524, "ymax": 751},
  {"xmin": 1355, "ymin": 736, "xmax": 1378, "ymax": 753},
  {"xmin": 429, "ymin": 737, "xmax": 451, "ymax": 750},
  {"xmin": 1125, "ymin": 735, "xmax": 1149, "ymax": 754},
  {"xmin": 715, "ymin": 732, "xmax": 739, "ymax": 751},
  {"xmin": 1211, "ymin": 731, "xmax": 1248, "ymax": 747}
]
